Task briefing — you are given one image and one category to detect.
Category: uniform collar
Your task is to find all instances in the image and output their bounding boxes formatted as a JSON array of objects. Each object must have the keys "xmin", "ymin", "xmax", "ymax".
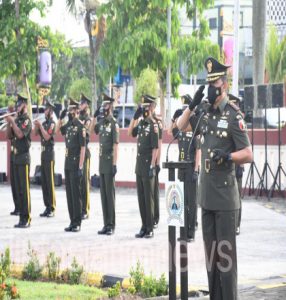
[
  {"xmin": 72, "ymin": 118, "xmax": 81, "ymax": 126},
  {"xmin": 217, "ymin": 96, "xmax": 228, "ymax": 114}
]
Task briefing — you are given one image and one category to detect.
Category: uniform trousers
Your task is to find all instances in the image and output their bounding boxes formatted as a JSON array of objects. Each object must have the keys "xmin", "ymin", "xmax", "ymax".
[
  {"xmin": 41, "ymin": 160, "xmax": 56, "ymax": 212},
  {"xmin": 65, "ymin": 169, "xmax": 82, "ymax": 227},
  {"xmin": 99, "ymin": 173, "xmax": 115, "ymax": 229},
  {"xmin": 153, "ymin": 171, "xmax": 160, "ymax": 224},
  {"xmin": 202, "ymin": 208, "xmax": 238, "ymax": 300},
  {"xmin": 81, "ymin": 156, "xmax": 90, "ymax": 216},
  {"xmin": 14, "ymin": 163, "xmax": 31, "ymax": 224},
  {"xmin": 10, "ymin": 158, "xmax": 19, "ymax": 212},
  {"xmin": 136, "ymin": 174, "xmax": 154, "ymax": 232}
]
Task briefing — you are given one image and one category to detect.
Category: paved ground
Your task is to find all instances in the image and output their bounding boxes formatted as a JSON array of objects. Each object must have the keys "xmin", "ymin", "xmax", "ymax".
[{"xmin": 0, "ymin": 184, "xmax": 286, "ymax": 299}]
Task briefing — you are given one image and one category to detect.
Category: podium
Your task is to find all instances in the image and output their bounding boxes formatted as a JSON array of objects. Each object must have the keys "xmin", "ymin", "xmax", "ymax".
[{"xmin": 163, "ymin": 161, "xmax": 193, "ymax": 300}]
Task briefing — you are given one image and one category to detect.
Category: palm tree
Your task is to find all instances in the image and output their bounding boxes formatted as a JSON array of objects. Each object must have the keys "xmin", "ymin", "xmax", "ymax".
[{"xmin": 265, "ymin": 25, "xmax": 286, "ymax": 83}]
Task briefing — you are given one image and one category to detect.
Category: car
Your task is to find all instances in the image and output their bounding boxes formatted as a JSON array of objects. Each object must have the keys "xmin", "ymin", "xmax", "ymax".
[{"xmin": 114, "ymin": 103, "xmax": 136, "ymax": 128}]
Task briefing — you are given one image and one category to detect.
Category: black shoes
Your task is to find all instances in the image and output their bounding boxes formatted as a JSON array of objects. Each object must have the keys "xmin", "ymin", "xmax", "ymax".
[
  {"xmin": 40, "ymin": 209, "xmax": 54, "ymax": 218},
  {"xmin": 236, "ymin": 227, "xmax": 240, "ymax": 236},
  {"xmin": 10, "ymin": 210, "xmax": 20, "ymax": 216},
  {"xmin": 106, "ymin": 228, "xmax": 114, "ymax": 235},
  {"xmin": 40, "ymin": 209, "xmax": 48, "ymax": 217},
  {"xmin": 135, "ymin": 229, "xmax": 146, "ymax": 238},
  {"xmin": 72, "ymin": 225, "xmax": 81, "ymax": 232},
  {"xmin": 14, "ymin": 221, "xmax": 30, "ymax": 228},
  {"xmin": 82, "ymin": 213, "xmax": 89, "ymax": 220},
  {"xmin": 153, "ymin": 221, "xmax": 159, "ymax": 229},
  {"xmin": 65, "ymin": 224, "xmax": 81, "ymax": 232},
  {"xmin": 144, "ymin": 231, "xmax": 154, "ymax": 239},
  {"xmin": 46, "ymin": 211, "xmax": 55, "ymax": 218},
  {"xmin": 98, "ymin": 227, "xmax": 108, "ymax": 235},
  {"xmin": 98, "ymin": 227, "xmax": 114, "ymax": 235}
]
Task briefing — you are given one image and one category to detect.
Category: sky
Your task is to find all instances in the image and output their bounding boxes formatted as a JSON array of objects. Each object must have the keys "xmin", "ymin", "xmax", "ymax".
[{"xmin": 31, "ymin": 1, "xmax": 89, "ymax": 47}]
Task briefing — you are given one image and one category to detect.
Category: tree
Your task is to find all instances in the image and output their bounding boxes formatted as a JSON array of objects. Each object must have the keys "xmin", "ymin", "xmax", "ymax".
[
  {"xmin": 265, "ymin": 25, "xmax": 286, "ymax": 83},
  {"xmin": 68, "ymin": 77, "xmax": 92, "ymax": 100},
  {"xmin": 0, "ymin": 0, "xmax": 71, "ymax": 101},
  {"xmin": 98, "ymin": 0, "xmax": 218, "ymax": 121},
  {"xmin": 135, "ymin": 68, "xmax": 159, "ymax": 104}
]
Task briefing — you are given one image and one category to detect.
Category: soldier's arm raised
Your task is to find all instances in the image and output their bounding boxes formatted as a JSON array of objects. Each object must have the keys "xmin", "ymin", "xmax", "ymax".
[
  {"xmin": 6, "ymin": 122, "xmax": 13, "ymax": 139},
  {"xmin": 6, "ymin": 116, "xmax": 24, "ymax": 139}
]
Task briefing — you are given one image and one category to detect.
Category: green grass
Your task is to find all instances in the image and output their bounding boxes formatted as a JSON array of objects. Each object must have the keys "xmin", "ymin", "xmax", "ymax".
[{"xmin": 6, "ymin": 278, "xmax": 107, "ymax": 300}]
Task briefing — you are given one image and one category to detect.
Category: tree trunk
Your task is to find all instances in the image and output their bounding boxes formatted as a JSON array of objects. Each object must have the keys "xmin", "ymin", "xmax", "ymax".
[
  {"xmin": 252, "ymin": 0, "xmax": 267, "ymax": 116},
  {"xmin": 159, "ymin": 78, "xmax": 165, "ymax": 126}
]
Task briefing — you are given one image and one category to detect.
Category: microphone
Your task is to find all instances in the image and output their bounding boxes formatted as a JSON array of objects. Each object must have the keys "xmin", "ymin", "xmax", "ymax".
[
  {"xmin": 166, "ymin": 130, "xmax": 180, "ymax": 162},
  {"xmin": 186, "ymin": 110, "xmax": 206, "ymax": 160}
]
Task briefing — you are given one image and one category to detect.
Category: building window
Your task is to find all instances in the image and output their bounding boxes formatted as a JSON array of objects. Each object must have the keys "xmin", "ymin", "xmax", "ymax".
[{"xmin": 209, "ymin": 18, "xmax": 217, "ymax": 29}]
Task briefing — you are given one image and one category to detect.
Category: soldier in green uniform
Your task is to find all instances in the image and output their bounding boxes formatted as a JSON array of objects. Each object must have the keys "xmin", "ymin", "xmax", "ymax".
[
  {"xmin": 170, "ymin": 94, "xmax": 201, "ymax": 242},
  {"xmin": 6, "ymin": 103, "xmax": 20, "ymax": 216},
  {"xmin": 35, "ymin": 98, "xmax": 56, "ymax": 218},
  {"xmin": 59, "ymin": 99, "xmax": 86, "ymax": 232},
  {"xmin": 94, "ymin": 93, "xmax": 119, "ymax": 235},
  {"xmin": 177, "ymin": 57, "xmax": 253, "ymax": 300},
  {"xmin": 128, "ymin": 95, "xmax": 159, "ymax": 238},
  {"xmin": 6, "ymin": 94, "xmax": 32, "ymax": 228},
  {"xmin": 149, "ymin": 96, "xmax": 163, "ymax": 228},
  {"xmin": 79, "ymin": 93, "xmax": 92, "ymax": 220}
]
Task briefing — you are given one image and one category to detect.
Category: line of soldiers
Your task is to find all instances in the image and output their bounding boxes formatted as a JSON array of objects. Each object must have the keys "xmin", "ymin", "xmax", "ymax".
[{"xmin": 5, "ymin": 56, "xmax": 251, "ymax": 299}]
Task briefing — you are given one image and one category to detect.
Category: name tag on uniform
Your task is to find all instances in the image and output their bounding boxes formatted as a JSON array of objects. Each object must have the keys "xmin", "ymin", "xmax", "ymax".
[
  {"xmin": 217, "ymin": 119, "xmax": 228, "ymax": 129},
  {"xmin": 186, "ymin": 132, "xmax": 193, "ymax": 138}
]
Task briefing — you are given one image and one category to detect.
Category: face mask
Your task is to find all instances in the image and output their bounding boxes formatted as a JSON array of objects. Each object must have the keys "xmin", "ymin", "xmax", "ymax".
[
  {"xmin": 80, "ymin": 110, "xmax": 85, "ymax": 116},
  {"xmin": 142, "ymin": 107, "xmax": 149, "ymax": 118},
  {"xmin": 208, "ymin": 85, "xmax": 222, "ymax": 105}
]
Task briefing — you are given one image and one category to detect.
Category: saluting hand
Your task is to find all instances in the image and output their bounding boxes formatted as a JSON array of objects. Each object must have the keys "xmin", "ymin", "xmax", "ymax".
[
  {"xmin": 172, "ymin": 109, "xmax": 183, "ymax": 122},
  {"xmin": 60, "ymin": 109, "xmax": 67, "ymax": 120},
  {"xmin": 189, "ymin": 85, "xmax": 205, "ymax": 110},
  {"xmin": 133, "ymin": 106, "xmax": 142, "ymax": 120},
  {"xmin": 93, "ymin": 106, "xmax": 101, "ymax": 118}
]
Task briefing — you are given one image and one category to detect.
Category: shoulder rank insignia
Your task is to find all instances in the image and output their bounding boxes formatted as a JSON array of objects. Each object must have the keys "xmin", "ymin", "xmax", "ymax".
[{"xmin": 228, "ymin": 101, "xmax": 240, "ymax": 112}]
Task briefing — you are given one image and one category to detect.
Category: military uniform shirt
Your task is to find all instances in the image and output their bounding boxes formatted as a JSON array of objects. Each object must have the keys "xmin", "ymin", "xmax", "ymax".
[
  {"xmin": 94, "ymin": 115, "xmax": 119, "ymax": 174},
  {"xmin": 60, "ymin": 119, "xmax": 86, "ymax": 170},
  {"xmin": 13, "ymin": 113, "xmax": 32, "ymax": 165},
  {"xmin": 39, "ymin": 118, "xmax": 55, "ymax": 161},
  {"xmin": 132, "ymin": 118, "xmax": 159, "ymax": 177},
  {"xmin": 79, "ymin": 113, "xmax": 91, "ymax": 149},
  {"xmin": 190, "ymin": 97, "xmax": 250, "ymax": 210}
]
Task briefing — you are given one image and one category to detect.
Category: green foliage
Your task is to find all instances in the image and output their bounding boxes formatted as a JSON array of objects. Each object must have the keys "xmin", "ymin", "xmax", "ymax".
[
  {"xmin": 135, "ymin": 68, "xmax": 158, "ymax": 104},
  {"xmin": 0, "ymin": 0, "xmax": 72, "ymax": 97},
  {"xmin": 22, "ymin": 244, "xmax": 43, "ymax": 281},
  {"xmin": 0, "ymin": 282, "xmax": 20, "ymax": 300},
  {"xmin": 0, "ymin": 95, "xmax": 15, "ymax": 108},
  {"xmin": 129, "ymin": 261, "xmax": 144, "ymax": 293},
  {"xmin": 45, "ymin": 252, "xmax": 61, "ymax": 281},
  {"xmin": 265, "ymin": 25, "xmax": 286, "ymax": 83},
  {"xmin": 61, "ymin": 257, "xmax": 84, "ymax": 285},
  {"xmin": 129, "ymin": 261, "xmax": 168, "ymax": 297},
  {"xmin": 68, "ymin": 77, "xmax": 92, "ymax": 101},
  {"xmin": 0, "ymin": 248, "xmax": 11, "ymax": 279},
  {"xmin": 107, "ymin": 281, "xmax": 121, "ymax": 298}
]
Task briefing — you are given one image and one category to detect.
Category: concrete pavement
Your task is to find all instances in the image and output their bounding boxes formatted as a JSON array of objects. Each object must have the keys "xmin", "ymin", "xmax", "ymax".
[{"xmin": 0, "ymin": 184, "xmax": 286, "ymax": 298}]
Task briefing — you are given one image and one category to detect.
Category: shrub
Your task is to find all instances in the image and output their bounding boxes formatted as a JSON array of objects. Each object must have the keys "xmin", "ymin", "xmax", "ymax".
[
  {"xmin": 0, "ymin": 248, "xmax": 11, "ymax": 278},
  {"xmin": 107, "ymin": 281, "xmax": 121, "ymax": 298},
  {"xmin": 22, "ymin": 244, "xmax": 43, "ymax": 281},
  {"xmin": 129, "ymin": 261, "xmax": 144, "ymax": 293},
  {"xmin": 46, "ymin": 252, "xmax": 61, "ymax": 281},
  {"xmin": 61, "ymin": 257, "xmax": 84, "ymax": 285}
]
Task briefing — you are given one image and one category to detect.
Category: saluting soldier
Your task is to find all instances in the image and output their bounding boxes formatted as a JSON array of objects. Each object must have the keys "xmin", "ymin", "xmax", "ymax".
[
  {"xmin": 170, "ymin": 94, "xmax": 201, "ymax": 242},
  {"xmin": 149, "ymin": 97, "xmax": 163, "ymax": 228},
  {"xmin": 177, "ymin": 57, "xmax": 252, "ymax": 300},
  {"xmin": 35, "ymin": 98, "xmax": 56, "ymax": 218},
  {"xmin": 79, "ymin": 93, "xmax": 92, "ymax": 220},
  {"xmin": 94, "ymin": 94, "xmax": 119, "ymax": 235},
  {"xmin": 6, "ymin": 94, "xmax": 32, "ymax": 228},
  {"xmin": 59, "ymin": 99, "xmax": 86, "ymax": 232},
  {"xmin": 6, "ymin": 103, "xmax": 19, "ymax": 216},
  {"xmin": 128, "ymin": 95, "xmax": 159, "ymax": 238}
]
